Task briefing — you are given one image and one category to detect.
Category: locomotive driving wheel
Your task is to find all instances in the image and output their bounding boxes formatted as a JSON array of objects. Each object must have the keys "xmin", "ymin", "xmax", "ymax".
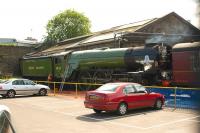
[
  {"xmin": 94, "ymin": 71, "xmax": 107, "ymax": 83},
  {"xmin": 78, "ymin": 71, "xmax": 93, "ymax": 91},
  {"xmin": 93, "ymin": 71, "xmax": 112, "ymax": 83}
]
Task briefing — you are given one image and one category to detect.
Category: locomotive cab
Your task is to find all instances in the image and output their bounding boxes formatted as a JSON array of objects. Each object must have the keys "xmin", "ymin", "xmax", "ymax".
[{"xmin": 144, "ymin": 43, "xmax": 172, "ymax": 85}]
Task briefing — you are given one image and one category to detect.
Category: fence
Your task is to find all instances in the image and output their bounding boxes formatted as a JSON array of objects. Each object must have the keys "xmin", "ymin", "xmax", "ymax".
[
  {"xmin": 146, "ymin": 86, "xmax": 200, "ymax": 109},
  {"xmin": 0, "ymin": 73, "xmax": 13, "ymax": 79},
  {"xmin": 35, "ymin": 81, "xmax": 200, "ymax": 110},
  {"xmin": 35, "ymin": 80, "xmax": 102, "ymax": 98}
]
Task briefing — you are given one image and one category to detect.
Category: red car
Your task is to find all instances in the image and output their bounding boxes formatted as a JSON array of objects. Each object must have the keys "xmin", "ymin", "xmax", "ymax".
[{"xmin": 84, "ymin": 82, "xmax": 165, "ymax": 115}]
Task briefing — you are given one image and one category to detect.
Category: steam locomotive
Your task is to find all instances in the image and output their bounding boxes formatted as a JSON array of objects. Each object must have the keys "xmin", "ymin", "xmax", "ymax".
[{"xmin": 20, "ymin": 41, "xmax": 200, "ymax": 87}]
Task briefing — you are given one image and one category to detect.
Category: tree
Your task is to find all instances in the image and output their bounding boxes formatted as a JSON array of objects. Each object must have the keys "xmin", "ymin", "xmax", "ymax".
[{"xmin": 44, "ymin": 9, "xmax": 91, "ymax": 44}]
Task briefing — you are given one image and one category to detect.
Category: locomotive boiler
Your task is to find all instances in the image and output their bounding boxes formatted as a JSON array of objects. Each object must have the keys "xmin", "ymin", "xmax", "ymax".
[{"xmin": 65, "ymin": 46, "xmax": 171, "ymax": 85}]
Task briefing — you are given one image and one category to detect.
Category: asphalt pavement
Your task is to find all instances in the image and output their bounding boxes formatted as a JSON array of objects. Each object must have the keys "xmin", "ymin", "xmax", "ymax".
[{"xmin": 0, "ymin": 95, "xmax": 199, "ymax": 133}]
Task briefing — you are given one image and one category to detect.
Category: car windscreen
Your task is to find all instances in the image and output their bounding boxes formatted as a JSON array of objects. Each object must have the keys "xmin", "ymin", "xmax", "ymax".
[
  {"xmin": 96, "ymin": 84, "xmax": 119, "ymax": 92},
  {"xmin": 0, "ymin": 110, "xmax": 15, "ymax": 133},
  {"xmin": 134, "ymin": 84, "xmax": 147, "ymax": 92},
  {"xmin": 0, "ymin": 80, "xmax": 10, "ymax": 84}
]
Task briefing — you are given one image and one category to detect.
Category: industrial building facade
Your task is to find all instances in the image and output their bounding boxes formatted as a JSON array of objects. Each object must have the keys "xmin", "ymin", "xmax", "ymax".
[{"xmin": 30, "ymin": 12, "xmax": 200, "ymax": 57}]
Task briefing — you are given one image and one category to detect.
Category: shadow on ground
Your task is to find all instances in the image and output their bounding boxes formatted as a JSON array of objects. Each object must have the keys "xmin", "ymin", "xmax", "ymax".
[
  {"xmin": 0, "ymin": 95, "xmax": 47, "ymax": 100},
  {"xmin": 76, "ymin": 107, "xmax": 162, "ymax": 122}
]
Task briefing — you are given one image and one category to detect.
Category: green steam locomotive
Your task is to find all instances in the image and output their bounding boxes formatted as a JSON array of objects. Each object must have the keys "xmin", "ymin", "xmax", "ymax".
[{"xmin": 20, "ymin": 45, "xmax": 171, "ymax": 85}]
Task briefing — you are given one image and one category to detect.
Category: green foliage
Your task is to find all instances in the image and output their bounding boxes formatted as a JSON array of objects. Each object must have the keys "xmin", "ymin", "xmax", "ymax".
[{"xmin": 44, "ymin": 9, "xmax": 91, "ymax": 44}]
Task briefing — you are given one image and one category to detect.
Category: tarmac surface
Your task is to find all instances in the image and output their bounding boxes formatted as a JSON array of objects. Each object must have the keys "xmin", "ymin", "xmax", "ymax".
[{"xmin": 0, "ymin": 93, "xmax": 200, "ymax": 133}]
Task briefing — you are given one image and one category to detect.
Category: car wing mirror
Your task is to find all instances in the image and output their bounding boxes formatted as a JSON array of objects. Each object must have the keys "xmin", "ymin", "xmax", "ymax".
[
  {"xmin": 146, "ymin": 90, "xmax": 150, "ymax": 94},
  {"xmin": 124, "ymin": 92, "xmax": 129, "ymax": 96}
]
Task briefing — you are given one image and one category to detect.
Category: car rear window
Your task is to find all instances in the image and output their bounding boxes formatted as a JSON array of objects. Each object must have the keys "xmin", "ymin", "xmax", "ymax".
[{"xmin": 96, "ymin": 84, "xmax": 119, "ymax": 92}]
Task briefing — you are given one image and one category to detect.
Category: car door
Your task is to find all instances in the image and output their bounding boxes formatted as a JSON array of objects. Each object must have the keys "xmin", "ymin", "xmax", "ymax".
[
  {"xmin": 134, "ymin": 84, "xmax": 153, "ymax": 107},
  {"xmin": 123, "ymin": 85, "xmax": 143, "ymax": 109},
  {"xmin": 23, "ymin": 80, "xmax": 38, "ymax": 94},
  {"xmin": 12, "ymin": 80, "xmax": 27, "ymax": 95}
]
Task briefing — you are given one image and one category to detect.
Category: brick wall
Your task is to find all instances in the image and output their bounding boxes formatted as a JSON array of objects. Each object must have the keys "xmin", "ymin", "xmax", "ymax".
[{"xmin": 0, "ymin": 46, "xmax": 33, "ymax": 76}]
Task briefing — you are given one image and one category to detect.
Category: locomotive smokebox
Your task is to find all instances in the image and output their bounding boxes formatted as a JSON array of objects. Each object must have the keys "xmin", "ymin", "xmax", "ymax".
[{"xmin": 124, "ymin": 47, "xmax": 158, "ymax": 71}]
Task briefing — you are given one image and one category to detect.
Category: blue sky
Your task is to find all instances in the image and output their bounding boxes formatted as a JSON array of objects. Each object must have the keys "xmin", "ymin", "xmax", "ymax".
[{"xmin": 0, "ymin": 0, "xmax": 198, "ymax": 41}]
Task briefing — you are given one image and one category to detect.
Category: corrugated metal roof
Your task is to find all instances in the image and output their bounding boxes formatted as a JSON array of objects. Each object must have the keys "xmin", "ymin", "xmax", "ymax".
[
  {"xmin": 42, "ymin": 43, "xmax": 72, "ymax": 52},
  {"xmin": 112, "ymin": 18, "xmax": 157, "ymax": 31},
  {"xmin": 30, "ymin": 12, "xmax": 200, "ymax": 57},
  {"xmin": 80, "ymin": 18, "xmax": 157, "ymax": 44},
  {"xmin": 28, "ymin": 18, "xmax": 157, "ymax": 57},
  {"xmin": 82, "ymin": 32, "xmax": 114, "ymax": 44}
]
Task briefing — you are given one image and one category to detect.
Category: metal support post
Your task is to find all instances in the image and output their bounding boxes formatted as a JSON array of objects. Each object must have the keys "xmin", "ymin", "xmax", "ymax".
[
  {"xmin": 174, "ymin": 87, "xmax": 177, "ymax": 110},
  {"xmin": 75, "ymin": 84, "xmax": 78, "ymax": 99},
  {"xmin": 54, "ymin": 82, "xmax": 56, "ymax": 96}
]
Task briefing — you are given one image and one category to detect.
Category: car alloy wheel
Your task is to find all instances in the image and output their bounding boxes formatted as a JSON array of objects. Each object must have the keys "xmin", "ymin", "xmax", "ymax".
[
  {"xmin": 117, "ymin": 103, "xmax": 127, "ymax": 115},
  {"xmin": 155, "ymin": 99, "xmax": 162, "ymax": 109},
  {"xmin": 39, "ymin": 89, "xmax": 47, "ymax": 96},
  {"xmin": 7, "ymin": 90, "xmax": 15, "ymax": 98}
]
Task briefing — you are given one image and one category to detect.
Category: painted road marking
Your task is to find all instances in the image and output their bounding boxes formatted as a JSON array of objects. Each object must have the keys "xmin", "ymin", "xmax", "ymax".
[
  {"xmin": 89, "ymin": 112, "xmax": 146, "ymax": 121},
  {"xmin": 187, "ymin": 119, "xmax": 200, "ymax": 123},
  {"xmin": 69, "ymin": 110, "xmax": 93, "ymax": 114},
  {"xmin": 3, "ymin": 99, "xmax": 200, "ymax": 130},
  {"xmin": 144, "ymin": 115, "xmax": 200, "ymax": 130},
  {"xmin": 3, "ymin": 101, "xmax": 146, "ymax": 130},
  {"xmin": 56, "ymin": 110, "xmax": 200, "ymax": 130},
  {"xmin": 55, "ymin": 111, "xmax": 146, "ymax": 130}
]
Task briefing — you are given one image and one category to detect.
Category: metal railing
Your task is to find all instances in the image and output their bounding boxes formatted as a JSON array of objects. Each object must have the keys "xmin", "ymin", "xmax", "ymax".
[{"xmin": 35, "ymin": 80, "xmax": 102, "ymax": 98}]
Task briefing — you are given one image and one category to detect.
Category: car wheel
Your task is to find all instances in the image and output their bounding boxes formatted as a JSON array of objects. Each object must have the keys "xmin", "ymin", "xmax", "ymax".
[
  {"xmin": 39, "ymin": 89, "xmax": 47, "ymax": 96},
  {"xmin": 117, "ymin": 102, "xmax": 127, "ymax": 115},
  {"xmin": 154, "ymin": 99, "xmax": 163, "ymax": 109},
  {"xmin": 7, "ymin": 90, "xmax": 15, "ymax": 98},
  {"xmin": 93, "ymin": 109, "xmax": 102, "ymax": 114}
]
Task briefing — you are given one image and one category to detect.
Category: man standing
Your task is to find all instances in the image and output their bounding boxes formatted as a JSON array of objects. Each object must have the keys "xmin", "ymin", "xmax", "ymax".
[{"xmin": 47, "ymin": 74, "xmax": 53, "ymax": 89}]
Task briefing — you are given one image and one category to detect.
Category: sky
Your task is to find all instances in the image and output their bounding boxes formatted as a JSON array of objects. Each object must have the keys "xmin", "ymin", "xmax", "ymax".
[{"xmin": 0, "ymin": 0, "xmax": 199, "ymax": 41}]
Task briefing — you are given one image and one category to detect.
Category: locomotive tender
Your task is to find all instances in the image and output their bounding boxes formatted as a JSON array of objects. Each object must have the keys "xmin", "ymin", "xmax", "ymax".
[{"xmin": 20, "ymin": 41, "xmax": 200, "ymax": 87}]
